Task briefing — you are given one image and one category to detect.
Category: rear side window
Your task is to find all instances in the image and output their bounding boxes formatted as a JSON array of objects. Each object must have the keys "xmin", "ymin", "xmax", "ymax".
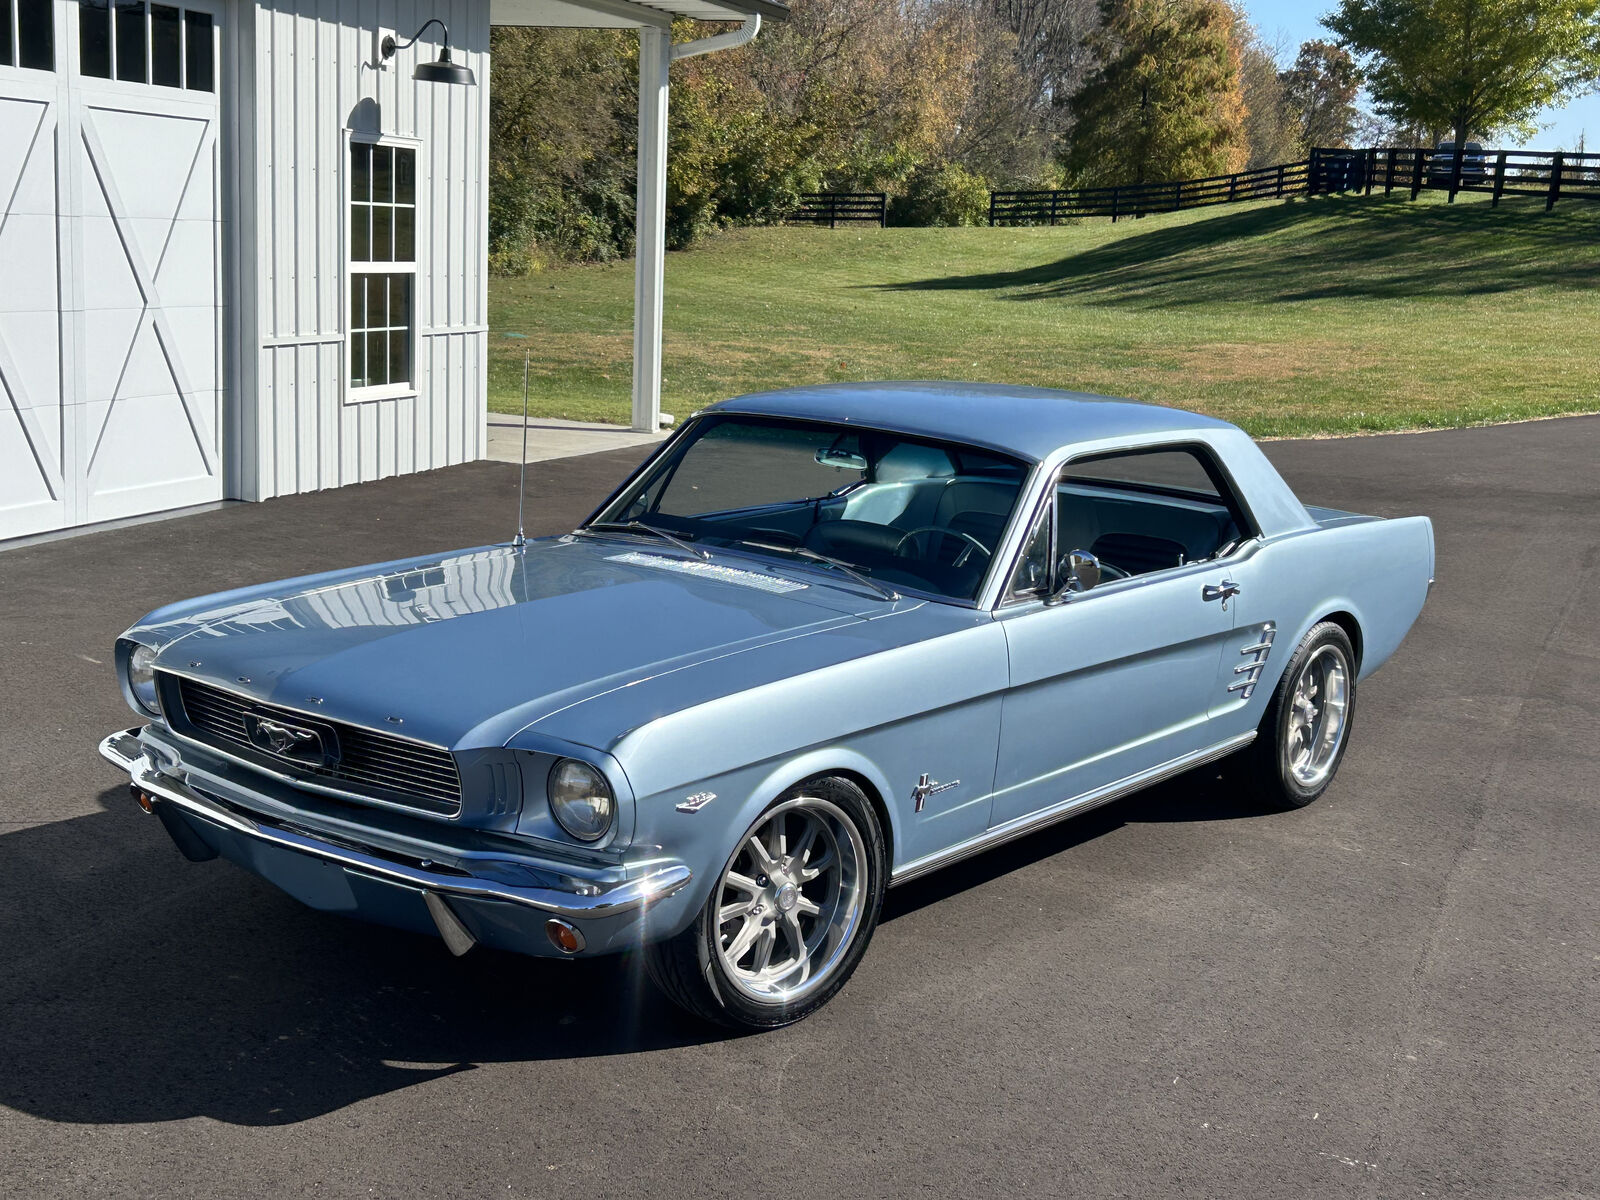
[
  {"xmin": 1063, "ymin": 449, "xmax": 1222, "ymax": 498},
  {"xmin": 1056, "ymin": 445, "xmax": 1253, "ymax": 576}
]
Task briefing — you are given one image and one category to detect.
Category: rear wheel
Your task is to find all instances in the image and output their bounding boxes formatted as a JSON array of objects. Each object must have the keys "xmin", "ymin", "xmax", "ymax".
[
  {"xmin": 645, "ymin": 776, "xmax": 886, "ymax": 1029},
  {"xmin": 1239, "ymin": 621, "xmax": 1357, "ymax": 809}
]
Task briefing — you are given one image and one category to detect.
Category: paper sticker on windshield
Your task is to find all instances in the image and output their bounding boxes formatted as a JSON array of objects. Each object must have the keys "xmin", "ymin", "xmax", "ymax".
[{"xmin": 606, "ymin": 551, "xmax": 809, "ymax": 594}]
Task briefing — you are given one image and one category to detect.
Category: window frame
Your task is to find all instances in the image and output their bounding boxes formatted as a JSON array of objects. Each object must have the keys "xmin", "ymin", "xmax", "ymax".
[
  {"xmin": 69, "ymin": 0, "xmax": 218, "ymax": 91},
  {"xmin": 1000, "ymin": 440, "xmax": 1261, "ymax": 608},
  {"xmin": 2, "ymin": 0, "xmax": 57, "ymax": 74},
  {"xmin": 345, "ymin": 131, "xmax": 422, "ymax": 404}
]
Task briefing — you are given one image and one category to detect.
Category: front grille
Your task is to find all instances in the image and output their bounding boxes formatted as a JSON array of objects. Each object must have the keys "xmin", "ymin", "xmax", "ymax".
[{"xmin": 170, "ymin": 675, "xmax": 463, "ymax": 817}]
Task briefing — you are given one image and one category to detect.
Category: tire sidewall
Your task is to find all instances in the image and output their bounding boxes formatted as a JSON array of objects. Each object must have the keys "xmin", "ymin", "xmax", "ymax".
[
  {"xmin": 1268, "ymin": 622, "xmax": 1358, "ymax": 807},
  {"xmin": 695, "ymin": 776, "xmax": 887, "ymax": 1028}
]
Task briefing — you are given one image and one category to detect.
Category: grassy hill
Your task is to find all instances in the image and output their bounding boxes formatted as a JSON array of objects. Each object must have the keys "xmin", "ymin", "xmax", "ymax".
[{"xmin": 487, "ymin": 192, "xmax": 1600, "ymax": 437}]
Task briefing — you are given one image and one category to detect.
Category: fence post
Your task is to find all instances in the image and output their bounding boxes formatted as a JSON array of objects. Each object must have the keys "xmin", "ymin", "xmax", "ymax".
[
  {"xmin": 1276, "ymin": 163, "xmax": 1286, "ymax": 197},
  {"xmin": 1385, "ymin": 148, "xmax": 1396, "ymax": 194},
  {"xmin": 988, "ymin": 191, "xmax": 997, "ymax": 227},
  {"xmin": 1309, "ymin": 148, "xmax": 1320, "ymax": 194},
  {"xmin": 1411, "ymin": 149, "xmax": 1424, "ymax": 200},
  {"xmin": 828, "ymin": 195, "xmax": 837, "ymax": 229},
  {"xmin": 1173, "ymin": 181, "xmax": 1182, "ymax": 211},
  {"xmin": 1362, "ymin": 147, "xmax": 1374, "ymax": 194},
  {"xmin": 1547, "ymin": 152, "xmax": 1564, "ymax": 211},
  {"xmin": 1492, "ymin": 152, "xmax": 1506, "ymax": 207},
  {"xmin": 1111, "ymin": 187, "xmax": 1119, "ymax": 223},
  {"xmin": 1448, "ymin": 142, "xmax": 1464, "ymax": 202}
]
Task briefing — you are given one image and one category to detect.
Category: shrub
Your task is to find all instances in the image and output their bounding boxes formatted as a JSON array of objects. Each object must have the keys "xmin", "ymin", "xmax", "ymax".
[{"xmin": 888, "ymin": 161, "xmax": 992, "ymax": 226}]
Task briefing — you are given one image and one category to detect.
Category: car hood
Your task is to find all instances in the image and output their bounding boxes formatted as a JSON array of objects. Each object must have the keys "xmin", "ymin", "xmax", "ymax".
[{"xmin": 133, "ymin": 538, "xmax": 891, "ymax": 749}]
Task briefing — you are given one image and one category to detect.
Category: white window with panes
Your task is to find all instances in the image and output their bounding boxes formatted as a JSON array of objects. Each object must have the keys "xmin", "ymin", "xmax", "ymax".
[{"xmin": 348, "ymin": 140, "xmax": 417, "ymax": 399}]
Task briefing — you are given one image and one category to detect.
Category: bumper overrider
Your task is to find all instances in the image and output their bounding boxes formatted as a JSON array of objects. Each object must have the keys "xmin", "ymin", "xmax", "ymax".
[{"xmin": 99, "ymin": 728, "xmax": 692, "ymax": 959}]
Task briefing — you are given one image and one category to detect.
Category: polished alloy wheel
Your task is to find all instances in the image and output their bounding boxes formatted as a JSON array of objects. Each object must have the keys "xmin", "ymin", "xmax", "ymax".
[
  {"xmin": 1285, "ymin": 644, "xmax": 1350, "ymax": 788},
  {"xmin": 714, "ymin": 796, "xmax": 867, "ymax": 1003}
]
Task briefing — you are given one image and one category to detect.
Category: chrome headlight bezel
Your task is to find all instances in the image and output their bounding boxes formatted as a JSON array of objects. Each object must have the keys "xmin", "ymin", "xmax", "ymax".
[
  {"xmin": 547, "ymin": 757, "xmax": 616, "ymax": 843},
  {"xmin": 119, "ymin": 638, "xmax": 162, "ymax": 717}
]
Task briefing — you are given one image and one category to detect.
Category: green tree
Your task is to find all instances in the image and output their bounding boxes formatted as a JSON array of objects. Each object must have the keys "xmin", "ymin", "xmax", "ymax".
[
  {"xmin": 1281, "ymin": 39, "xmax": 1362, "ymax": 148},
  {"xmin": 1324, "ymin": 0, "xmax": 1600, "ymax": 149},
  {"xmin": 1067, "ymin": 0, "xmax": 1248, "ymax": 186}
]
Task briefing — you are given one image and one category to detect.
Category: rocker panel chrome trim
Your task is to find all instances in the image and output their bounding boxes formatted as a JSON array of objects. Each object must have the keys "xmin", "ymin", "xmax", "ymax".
[{"xmin": 889, "ymin": 732, "xmax": 1256, "ymax": 886}]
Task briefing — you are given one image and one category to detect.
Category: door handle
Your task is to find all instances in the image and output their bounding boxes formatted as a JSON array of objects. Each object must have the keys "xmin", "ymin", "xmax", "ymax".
[{"xmin": 1203, "ymin": 580, "xmax": 1241, "ymax": 604}]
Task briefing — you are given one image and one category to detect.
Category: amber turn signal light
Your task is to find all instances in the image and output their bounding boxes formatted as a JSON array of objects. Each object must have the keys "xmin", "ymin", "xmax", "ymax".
[{"xmin": 545, "ymin": 919, "xmax": 584, "ymax": 954}]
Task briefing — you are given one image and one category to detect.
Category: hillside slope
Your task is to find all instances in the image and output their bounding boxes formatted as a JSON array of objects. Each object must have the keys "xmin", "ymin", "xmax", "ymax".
[{"xmin": 488, "ymin": 193, "xmax": 1600, "ymax": 437}]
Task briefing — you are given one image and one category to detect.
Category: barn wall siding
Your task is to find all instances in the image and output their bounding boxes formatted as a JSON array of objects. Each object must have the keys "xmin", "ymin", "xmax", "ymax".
[{"xmin": 247, "ymin": 0, "xmax": 489, "ymax": 500}]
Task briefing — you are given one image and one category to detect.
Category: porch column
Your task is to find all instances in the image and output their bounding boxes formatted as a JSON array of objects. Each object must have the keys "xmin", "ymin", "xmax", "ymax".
[{"xmin": 631, "ymin": 25, "xmax": 671, "ymax": 432}]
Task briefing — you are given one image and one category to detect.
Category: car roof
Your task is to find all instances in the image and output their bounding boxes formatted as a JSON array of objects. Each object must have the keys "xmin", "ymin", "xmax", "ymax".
[{"xmin": 704, "ymin": 381, "xmax": 1235, "ymax": 463}]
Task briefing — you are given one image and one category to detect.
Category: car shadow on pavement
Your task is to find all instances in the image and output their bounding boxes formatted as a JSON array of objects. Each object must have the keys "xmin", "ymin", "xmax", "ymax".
[
  {"xmin": 0, "ymin": 787, "xmax": 743, "ymax": 1128},
  {"xmin": 0, "ymin": 763, "xmax": 1266, "ymax": 1128},
  {"xmin": 882, "ymin": 759, "xmax": 1264, "ymax": 922}
]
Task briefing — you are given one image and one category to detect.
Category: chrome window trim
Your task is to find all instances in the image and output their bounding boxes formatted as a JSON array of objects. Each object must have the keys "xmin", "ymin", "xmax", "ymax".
[
  {"xmin": 992, "ymin": 439, "xmax": 1263, "ymax": 611},
  {"xmin": 588, "ymin": 411, "xmax": 1039, "ymax": 610}
]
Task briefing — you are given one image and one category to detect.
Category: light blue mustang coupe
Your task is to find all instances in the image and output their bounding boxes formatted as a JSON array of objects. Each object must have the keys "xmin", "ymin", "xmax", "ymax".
[{"xmin": 102, "ymin": 383, "xmax": 1433, "ymax": 1028}]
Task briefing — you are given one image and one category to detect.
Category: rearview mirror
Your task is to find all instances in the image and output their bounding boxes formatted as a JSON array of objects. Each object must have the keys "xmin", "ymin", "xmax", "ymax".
[{"xmin": 815, "ymin": 448, "xmax": 868, "ymax": 471}]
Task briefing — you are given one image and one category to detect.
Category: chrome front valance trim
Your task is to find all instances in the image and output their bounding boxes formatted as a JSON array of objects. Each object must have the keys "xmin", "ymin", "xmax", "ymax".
[{"xmin": 98, "ymin": 729, "xmax": 690, "ymax": 919}]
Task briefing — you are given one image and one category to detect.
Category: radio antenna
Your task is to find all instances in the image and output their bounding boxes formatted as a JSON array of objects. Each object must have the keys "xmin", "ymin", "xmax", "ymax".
[{"xmin": 513, "ymin": 350, "xmax": 530, "ymax": 550}]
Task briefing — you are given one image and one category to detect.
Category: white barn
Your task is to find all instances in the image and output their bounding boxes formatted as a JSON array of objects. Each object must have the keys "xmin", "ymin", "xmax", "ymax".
[{"xmin": 0, "ymin": 0, "xmax": 780, "ymax": 541}]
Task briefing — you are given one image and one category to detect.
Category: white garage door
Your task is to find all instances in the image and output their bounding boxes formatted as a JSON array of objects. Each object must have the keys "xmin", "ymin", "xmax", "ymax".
[{"xmin": 0, "ymin": 0, "xmax": 223, "ymax": 541}]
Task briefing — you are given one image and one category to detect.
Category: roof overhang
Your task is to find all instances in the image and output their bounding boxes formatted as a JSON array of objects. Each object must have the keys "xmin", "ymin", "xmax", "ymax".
[{"xmin": 490, "ymin": 0, "xmax": 787, "ymax": 29}]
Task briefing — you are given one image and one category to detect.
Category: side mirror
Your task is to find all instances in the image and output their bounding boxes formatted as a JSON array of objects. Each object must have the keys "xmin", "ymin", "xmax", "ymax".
[{"xmin": 1047, "ymin": 549, "xmax": 1102, "ymax": 603}]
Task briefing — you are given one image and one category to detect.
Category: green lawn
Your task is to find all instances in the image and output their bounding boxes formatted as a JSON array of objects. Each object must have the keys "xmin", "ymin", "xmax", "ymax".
[{"xmin": 487, "ymin": 191, "xmax": 1600, "ymax": 438}]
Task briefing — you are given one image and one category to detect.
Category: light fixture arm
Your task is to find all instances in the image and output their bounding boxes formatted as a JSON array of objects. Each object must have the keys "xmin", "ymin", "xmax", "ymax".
[
  {"xmin": 381, "ymin": 18, "xmax": 452, "ymax": 63},
  {"xmin": 379, "ymin": 17, "xmax": 475, "ymax": 86}
]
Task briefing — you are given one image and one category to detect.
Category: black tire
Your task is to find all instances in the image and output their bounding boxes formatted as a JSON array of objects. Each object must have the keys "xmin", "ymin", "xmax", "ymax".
[
  {"xmin": 645, "ymin": 775, "xmax": 887, "ymax": 1030},
  {"xmin": 1238, "ymin": 621, "xmax": 1358, "ymax": 810}
]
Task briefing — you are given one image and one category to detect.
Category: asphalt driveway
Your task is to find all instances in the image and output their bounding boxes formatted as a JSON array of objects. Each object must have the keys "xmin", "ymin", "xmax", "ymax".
[{"xmin": 1, "ymin": 416, "xmax": 1596, "ymax": 1198}]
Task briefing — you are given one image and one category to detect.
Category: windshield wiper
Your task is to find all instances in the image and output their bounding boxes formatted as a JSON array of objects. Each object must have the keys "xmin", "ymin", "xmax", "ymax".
[
  {"xmin": 576, "ymin": 521, "xmax": 710, "ymax": 560},
  {"xmin": 730, "ymin": 539, "xmax": 900, "ymax": 602}
]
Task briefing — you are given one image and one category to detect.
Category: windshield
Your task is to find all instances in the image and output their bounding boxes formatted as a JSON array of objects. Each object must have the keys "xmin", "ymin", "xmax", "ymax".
[{"xmin": 592, "ymin": 415, "xmax": 1031, "ymax": 602}]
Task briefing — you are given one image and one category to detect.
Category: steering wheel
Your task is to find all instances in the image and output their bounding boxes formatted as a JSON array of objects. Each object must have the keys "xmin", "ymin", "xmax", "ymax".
[{"xmin": 894, "ymin": 527, "xmax": 992, "ymax": 568}]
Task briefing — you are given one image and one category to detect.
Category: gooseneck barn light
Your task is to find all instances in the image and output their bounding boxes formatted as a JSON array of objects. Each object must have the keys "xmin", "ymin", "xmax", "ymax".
[{"xmin": 381, "ymin": 19, "xmax": 476, "ymax": 86}]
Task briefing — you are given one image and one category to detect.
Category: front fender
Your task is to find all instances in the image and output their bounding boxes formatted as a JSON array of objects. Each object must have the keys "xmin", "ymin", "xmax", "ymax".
[{"xmin": 627, "ymin": 746, "xmax": 901, "ymax": 942}]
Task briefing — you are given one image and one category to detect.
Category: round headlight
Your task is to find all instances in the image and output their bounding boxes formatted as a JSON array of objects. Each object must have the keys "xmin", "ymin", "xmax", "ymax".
[
  {"xmin": 127, "ymin": 642, "xmax": 161, "ymax": 716},
  {"xmin": 548, "ymin": 758, "xmax": 615, "ymax": 842}
]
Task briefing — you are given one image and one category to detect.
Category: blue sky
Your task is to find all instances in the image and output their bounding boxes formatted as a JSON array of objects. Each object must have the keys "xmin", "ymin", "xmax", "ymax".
[{"xmin": 1239, "ymin": 0, "xmax": 1599, "ymax": 149}]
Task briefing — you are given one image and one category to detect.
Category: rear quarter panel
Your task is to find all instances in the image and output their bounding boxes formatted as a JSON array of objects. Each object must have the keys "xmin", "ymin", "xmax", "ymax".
[{"xmin": 1220, "ymin": 514, "xmax": 1434, "ymax": 736}]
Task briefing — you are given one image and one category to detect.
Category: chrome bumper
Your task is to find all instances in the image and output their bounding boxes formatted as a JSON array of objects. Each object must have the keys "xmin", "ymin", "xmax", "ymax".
[{"xmin": 98, "ymin": 728, "xmax": 691, "ymax": 923}]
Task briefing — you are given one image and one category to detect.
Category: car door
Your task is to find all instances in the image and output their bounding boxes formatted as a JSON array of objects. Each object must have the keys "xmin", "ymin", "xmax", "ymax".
[{"xmin": 988, "ymin": 448, "xmax": 1251, "ymax": 828}]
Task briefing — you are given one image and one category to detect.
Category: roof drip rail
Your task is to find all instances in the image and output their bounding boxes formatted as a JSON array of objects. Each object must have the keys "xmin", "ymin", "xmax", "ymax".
[{"xmin": 670, "ymin": 14, "xmax": 760, "ymax": 60}]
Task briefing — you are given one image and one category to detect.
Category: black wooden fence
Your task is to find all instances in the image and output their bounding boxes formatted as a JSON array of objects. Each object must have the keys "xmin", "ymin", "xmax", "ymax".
[
  {"xmin": 990, "ymin": 161, "xmax": 1311, "ymax": 224},
  {"xmin": 1309, "ymin": 146, "xmax": 1600, "ymax": 210},
  {"xmin": 989, "ymin": 145, "xmax": 1600, "ymax": 225},
  {"xmin": 792, "ymin": 192, "xmax": 887, "ymax": 227}
]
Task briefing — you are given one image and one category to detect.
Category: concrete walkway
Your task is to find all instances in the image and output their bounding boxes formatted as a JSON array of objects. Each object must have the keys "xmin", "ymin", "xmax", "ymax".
[{"xmin": 485, "ymin": 413, "xmax": 666, "ymax": 464}]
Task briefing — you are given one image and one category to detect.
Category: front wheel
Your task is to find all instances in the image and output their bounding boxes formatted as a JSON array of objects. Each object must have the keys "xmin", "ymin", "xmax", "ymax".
[
  {"xmin": 645, "ymin": 776, "xmax": 887, "ymax": 1030},
  {"xmin": 1238, "ymin": 621, "xmax": 1357, "ymax": 809}
]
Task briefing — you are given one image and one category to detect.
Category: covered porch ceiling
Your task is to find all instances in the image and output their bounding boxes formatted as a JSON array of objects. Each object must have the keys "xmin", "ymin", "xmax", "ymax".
[{"xmin": 490, "ymin": 0, "xmax": 788, "ymax": 29}]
